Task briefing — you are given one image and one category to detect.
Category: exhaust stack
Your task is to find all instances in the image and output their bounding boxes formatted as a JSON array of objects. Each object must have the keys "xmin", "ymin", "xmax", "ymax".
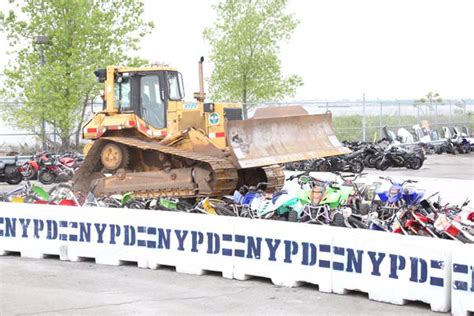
[{"xmin": 194, "ymin": 56, "xmax": 206, "ymax": 102}]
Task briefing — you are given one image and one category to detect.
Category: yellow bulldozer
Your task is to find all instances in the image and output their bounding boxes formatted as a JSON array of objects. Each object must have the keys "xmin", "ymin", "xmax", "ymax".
[{"xmin": 73, "ymin": 57, "xmax": 350, "ymax": 198}]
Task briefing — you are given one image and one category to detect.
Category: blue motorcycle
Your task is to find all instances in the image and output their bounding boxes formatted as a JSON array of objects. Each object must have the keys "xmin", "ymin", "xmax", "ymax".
[{"xmin": 369, "ymin": 177, "xmax": 425, "ymax": 231}]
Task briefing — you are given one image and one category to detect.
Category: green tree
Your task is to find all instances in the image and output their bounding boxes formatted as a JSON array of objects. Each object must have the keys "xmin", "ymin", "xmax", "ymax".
[
  {"xmin": 203, "ymin": 0, "xmax": 303, "ymax": 118},
  {"xmin": 0, "ymin": 0, "xmax": 153, "ymax": 149}
]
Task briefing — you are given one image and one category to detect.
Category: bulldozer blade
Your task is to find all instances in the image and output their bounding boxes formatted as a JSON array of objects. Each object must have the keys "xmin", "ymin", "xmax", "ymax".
[{"xmin": 226, "ymin": 111, "xmax": 350, "ymax": 169}]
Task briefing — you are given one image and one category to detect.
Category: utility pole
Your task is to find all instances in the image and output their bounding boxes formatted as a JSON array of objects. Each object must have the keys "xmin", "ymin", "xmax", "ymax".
[{"xmin": 35, "ymin": 35, "xmax": 49, "ymax": 151}]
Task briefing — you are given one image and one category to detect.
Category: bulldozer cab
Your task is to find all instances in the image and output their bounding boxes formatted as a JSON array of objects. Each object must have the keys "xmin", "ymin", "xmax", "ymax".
[{"xmin": 95, "ymin": 66, "xmax": 185, "ymax": 130}]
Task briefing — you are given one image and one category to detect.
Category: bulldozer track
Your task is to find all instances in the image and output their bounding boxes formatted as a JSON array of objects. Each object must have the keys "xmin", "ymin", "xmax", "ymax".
[{"xmin": 75, "ymin": 137, "xmax": 283, "ymax": 198}]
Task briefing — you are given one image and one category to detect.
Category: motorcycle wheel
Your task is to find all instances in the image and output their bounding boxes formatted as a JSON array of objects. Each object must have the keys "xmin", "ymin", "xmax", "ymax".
[
  {"xmin": 350, "ymin": 161, "xmax": 364, "ymax": 173},
  {"xmin": 364, "ymin": 155, "xmax": 376, "ymax": 168},
  {"xmin": 38, "ymin": 170, "xmax": 56, "ymax": 185},
  {"xmin": 331, "ymin": 213, "xmax": 346, "ymax": 227},
  {"xmin": 376, "ymin": 159, "xmax": 390, "ymax": 171},
  {"xmin": 406, "ymin": 157, "xmax": 423, "ymax": 170},
  {"xmin": 5, "ymin": 166, "xmax": 23, "ymax": 185},
  {"xmin": 288, "ymin": 210, "xmax": 298, "ymax": 222},
  {"xmin": 123, "ymin": 200, "xmax": 144, "ymax": 209}
]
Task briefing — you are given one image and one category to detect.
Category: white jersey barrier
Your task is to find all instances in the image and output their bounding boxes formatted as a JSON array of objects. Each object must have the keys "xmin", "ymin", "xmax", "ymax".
[
  {"xmin": 332, "ymin": 227, "xmax": 453, "ymax": 312},
  {"xmin": 451, "ymin": 244, "xmax": 474, "ymax": 316},
  {"xmin": 0, "ymin": 202, "xmax": 470, "ymax": 313}
]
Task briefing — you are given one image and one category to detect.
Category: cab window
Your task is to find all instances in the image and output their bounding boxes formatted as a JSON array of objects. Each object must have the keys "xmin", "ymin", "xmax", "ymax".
[
  {"xmin": 168, "ymin": 71, "xmax": 184, "ymax": 100},
  {"xmin": 114, "ymin": 77, "xmax": 131, "ymax": 110},
  {"xmin": 140, "ymin": 75, "xmax": 165, "ymax": 129}
]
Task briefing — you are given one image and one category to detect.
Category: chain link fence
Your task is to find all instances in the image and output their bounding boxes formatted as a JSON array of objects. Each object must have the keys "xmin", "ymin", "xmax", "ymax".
[
  {"xmin": 251, "ymin": 99, "xmax": 474, "ymax": 141},
  {"xmin": 1, "ymin": 98, "xmax": 473, "ymax": 151}
]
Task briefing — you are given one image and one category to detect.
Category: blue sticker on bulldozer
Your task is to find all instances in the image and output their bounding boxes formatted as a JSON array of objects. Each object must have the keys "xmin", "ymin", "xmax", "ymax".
[{"xmin": 209, "ymin": 112, "xmax": 220, "ymax": 125}]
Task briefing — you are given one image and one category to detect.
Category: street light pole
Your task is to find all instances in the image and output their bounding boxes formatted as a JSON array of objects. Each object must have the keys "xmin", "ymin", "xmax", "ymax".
[{"xmin": 35, "ymin": 36, "xmax": 49, "ymax": 151}]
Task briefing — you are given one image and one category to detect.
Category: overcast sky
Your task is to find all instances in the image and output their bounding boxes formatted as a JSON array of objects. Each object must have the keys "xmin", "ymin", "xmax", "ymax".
[{"xmin": 0, "ymin": 0, "xmax": 473, "ymax": 101}]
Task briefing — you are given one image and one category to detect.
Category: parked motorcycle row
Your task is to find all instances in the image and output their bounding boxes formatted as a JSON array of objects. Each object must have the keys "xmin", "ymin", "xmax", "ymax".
[
  {"xmin": 0, "ymin": 152, "xmax": 83, "ymax": 185},
  {"xmin": 1, "ymin": 171, "xmax": 472, "ymax": 244},
  {"xmin": 383, "ymin": 125, "xmax": 472, "ymax": 155},
  {"xmin": 285, "ymin": 124, "xmax": 473, "ymax": 173},
  {"xmin": 286, "ymin": 141, "xmax": 426, "ymax": 172}
]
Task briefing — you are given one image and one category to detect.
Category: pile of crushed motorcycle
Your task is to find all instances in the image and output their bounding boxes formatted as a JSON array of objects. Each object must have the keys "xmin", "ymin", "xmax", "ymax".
[{"xmin": 1, "ymin": 171, "xmax": 473, "ymax": 244}]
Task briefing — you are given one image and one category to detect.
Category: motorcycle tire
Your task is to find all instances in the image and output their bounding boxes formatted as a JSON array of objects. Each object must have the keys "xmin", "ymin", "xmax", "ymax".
[
  {"xmin": 288, "ymin": 210, "xmax": 298, "ymax": 222},
  {"xmin": 331, "ymin": 213, "xmax": 346, "ymax": 227},
  {"xmin": 376, "ymin": 159, "xmax": 390, "ymax": 171},
  {"xmin": 215, "ymin": 204, "xmax": 236, "ymax": 216},
  {"xmin": 5, "ymin": 166, "xmax": 23, "ymax": 185},
  {"xmin": 125, "ymin": 200, "xmax": 145, "ymax": 209},
  {"xmin": 364, "ymin": 155, "xmax": 377, "ymax": 168},
  {"xmin": 350, "ymin": 161, "xmax": 364, "ymax": 173},
  {"xmin": 38, "ymin": 170, "xmax": 56, "ymax": 185},
  {"xmin": 26, "ymin": 169, "xmax": 38, "ymax": 181},
  {"xmin": 406, "ymin": 157, "xmax": 423, "ymax": 170}
]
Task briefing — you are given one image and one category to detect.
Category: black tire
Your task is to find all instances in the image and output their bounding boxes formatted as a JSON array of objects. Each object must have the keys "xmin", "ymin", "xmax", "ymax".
[
  {"xmin": 125, "ymin": 201, "xmax": 145, "ymax": 209},
  {"xmin": 331, "ymin": 213, "xmax": 346, "ymax": 227},
  {"xmin": 38, "ymin": 170, "xmax": 56, "ymax": 185},
  {"xmin": 215, "ymin": 204, "xmax": 236, "ymax": 216},
  {"xmin": 406, "ymin": 157, "xmax": 423, "ymax": 170},
  {"xmin": 288, "ymin": 210, "xmax": 298, "ymax": 222},
  {"xmin": 364, "ymin": 155, "xmax": 377, "ymax": 168},
  {"xmin": 5, "ymin": 165, "xmax": 23, "ymax": 185},
  {"xmin": 350, "ymin": 161, "xmax": 364, "ymax": 173},
  {"xmin": 26, "ymin": 168, "xmax": 38, "ymax": 181},
  {"xmin": 376, "ymin": 159, "xmax": 390, "ymax": 171}
]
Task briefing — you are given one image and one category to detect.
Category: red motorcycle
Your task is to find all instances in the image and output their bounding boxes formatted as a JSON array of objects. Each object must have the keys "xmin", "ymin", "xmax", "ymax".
[
  {"xmin": 37, "ymin": 153, "xmax": 78, "ymax": 185},
  {"xmin": 17, "ymin": 157, "xmax": 40, "ymax": 181}
]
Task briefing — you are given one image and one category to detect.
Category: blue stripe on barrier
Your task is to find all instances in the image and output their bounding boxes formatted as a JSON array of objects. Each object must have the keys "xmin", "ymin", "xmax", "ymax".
[
  {"xmin": 430, "ymin": 277, "xmax": 444, "ymax": 287},
  {"xmin": 453, "ymin": 264, "xmax": 468, "ymax": 274},
  {"xmin": 222, "ymin": 234, "xmax": 233, "ymax": 256},
  {"xmin": 454, "ymin": 280, "xmax": 468, "ymax": 291}
]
